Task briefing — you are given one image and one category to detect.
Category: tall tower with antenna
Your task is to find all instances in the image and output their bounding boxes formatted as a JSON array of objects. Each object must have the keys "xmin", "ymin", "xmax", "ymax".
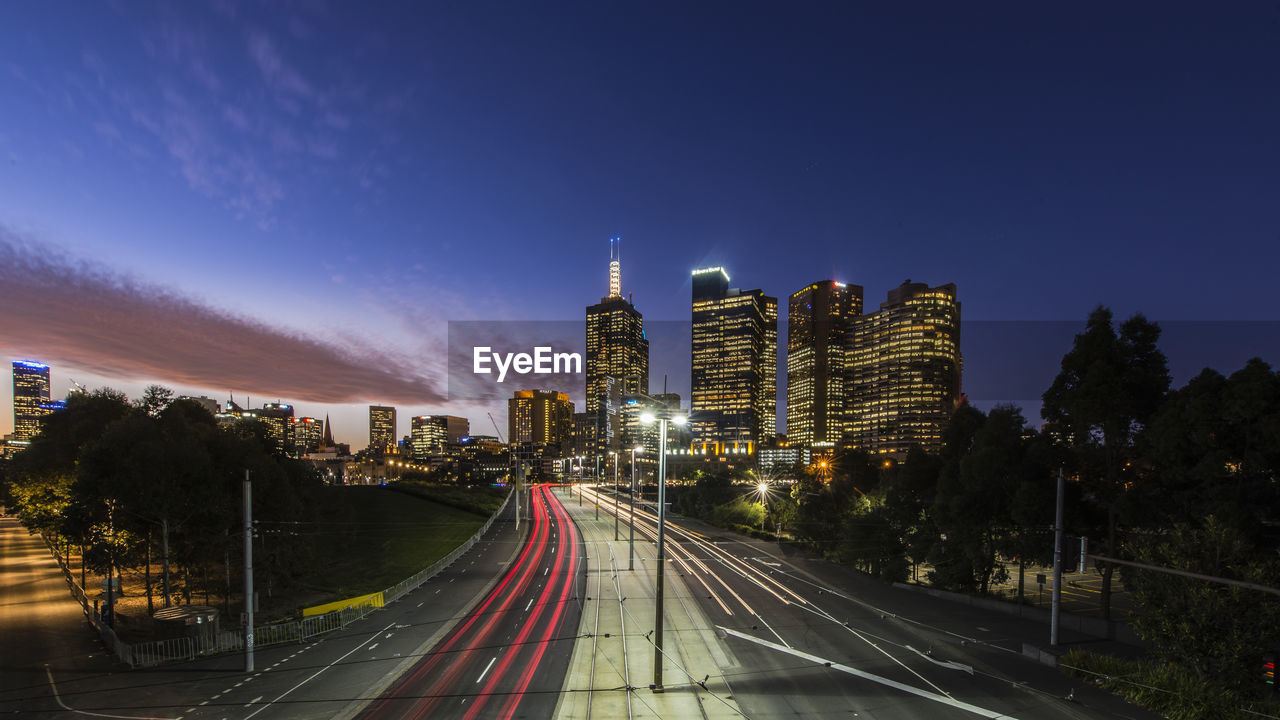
[
  {"xmin": 608, "ymin": 236, "xmax": 622, "ymax": 298},
  {"xmin": 586, "ymin": 237, "xmax": 648, "ymax": 456}
]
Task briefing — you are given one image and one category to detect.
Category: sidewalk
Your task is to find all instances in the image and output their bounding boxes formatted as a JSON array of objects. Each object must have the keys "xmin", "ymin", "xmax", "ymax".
[
  {"xmin": 551, "ymin": 487, "xmax": 744, "ymax": 720},
  {"xmin": 0, "ymin": 514, "xmax": 117, "ymax": 713}
]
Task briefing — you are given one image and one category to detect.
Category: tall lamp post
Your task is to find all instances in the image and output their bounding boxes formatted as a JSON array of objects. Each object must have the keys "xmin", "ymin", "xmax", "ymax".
[
  {"xmin": 628, "ymin": 445, "xmax": 643, "ymax": 570},
  {"xmin": 608, "ymin": 450, "xmax": 620, "ymax": 540},
  {"xmin": 640, "ymin": 409, "xmax": 686, "ymax": 691}
]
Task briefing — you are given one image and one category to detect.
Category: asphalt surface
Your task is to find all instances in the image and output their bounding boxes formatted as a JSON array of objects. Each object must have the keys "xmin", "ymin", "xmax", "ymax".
[
  {"xmin": 358, "ymin": 484, "xmax": 585, "ymax": 720},
  {"xmin": 0, "ymin": 494, "xmax": 533, "ymax": 720},
  {"xmin": 579, "ymin": 486, "xmax": 1160, "ymax": 720}
]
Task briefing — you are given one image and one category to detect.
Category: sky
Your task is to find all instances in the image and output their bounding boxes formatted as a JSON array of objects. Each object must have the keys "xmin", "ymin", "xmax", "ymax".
[{"xmin": 2, "ymin": 2, "xmax": 1279, "ymax": 446}]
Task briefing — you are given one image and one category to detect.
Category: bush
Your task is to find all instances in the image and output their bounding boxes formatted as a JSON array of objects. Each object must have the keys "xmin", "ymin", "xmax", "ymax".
[{"xmin": 1061, "ymin": 649, "xmax": 1280, "ymax": 720}]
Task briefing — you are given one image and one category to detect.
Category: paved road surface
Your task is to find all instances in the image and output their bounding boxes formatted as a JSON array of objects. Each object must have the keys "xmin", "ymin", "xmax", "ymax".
[
  {"xmin": 358, "ymin": 484, "xmax": 585, "ymax": 720},
  {"xmin": 578, "ymin": 485, "xmax": 1158, "ymax": 720}
]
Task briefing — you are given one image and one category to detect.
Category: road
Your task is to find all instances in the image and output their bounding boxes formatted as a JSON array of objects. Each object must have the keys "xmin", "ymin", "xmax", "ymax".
[
  {"xmin": 358, "ymin": 483, "xmax": 585, "ymax": 720},
  {"xmin": 577, "ymin": 485, "xmax": 1158, "ymax": 720},
  {"xmin": 0, "ymin": 493, "xmax": 539, "ymax": 720}
]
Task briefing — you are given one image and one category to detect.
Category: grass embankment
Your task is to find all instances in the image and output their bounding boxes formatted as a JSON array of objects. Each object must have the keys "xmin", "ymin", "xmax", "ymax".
[
  {"xmin": 289, "ymin": 485, "xmax": 493, "ymax": 603},
  {"xmin": 1062, "ymin": 649, "xmax": 1279, "ymax": 720}
]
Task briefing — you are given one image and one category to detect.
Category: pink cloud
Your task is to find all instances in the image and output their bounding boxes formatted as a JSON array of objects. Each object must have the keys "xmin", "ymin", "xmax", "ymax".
[{"xmin": 0, "ymin": 228, "xmax": 446, "ymax": 406}]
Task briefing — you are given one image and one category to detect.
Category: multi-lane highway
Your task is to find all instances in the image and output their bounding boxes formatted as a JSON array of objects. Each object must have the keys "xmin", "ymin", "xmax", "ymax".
[
  {"xmin": 577, "ymin": 485, "xmax": 1158, "ymax": 720},
  {"xmin": 358, "ymin": 484, "xmax": 584, "ymax": 720}
]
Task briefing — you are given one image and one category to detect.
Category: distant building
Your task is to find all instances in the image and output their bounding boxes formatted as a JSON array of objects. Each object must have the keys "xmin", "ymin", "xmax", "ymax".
[
  {"xmin": 12, "ymin": 360, "xmax": 52, "ymax": 442},
  {"xmin": 845, "ymin": 281, "xmax": 961, "ymax": 457},
  {"xmin": 292, "ymin": 416, "xmax": 323, "ymax": 455},
  {"xmin": 585, "ymin": 238, "xmax": 649, "ymax": 457},
  {"xmin": 176, "ymin": 395, "xmax": 220, "ymax": 417},
  {"xmin": 257, "ymin": 402, "xmax": 295, "ymax": 453},
  {"xmin": 786, "ymin": 280, "xmax": 863, "ymax": 448},
  {"xmin": 508, "ymin": 390, "xmax": 573, "ymax": 448},
  {"xmin": 690, "ymin": 267, "xmax": 777, "ymax": 456},
  {"xmin": 368, "ymin": 405, "xmax": 397, "ymax": 455},
  {"xmin": 410, "ymin": 415, "xmax": 469, "ymax": 457}
]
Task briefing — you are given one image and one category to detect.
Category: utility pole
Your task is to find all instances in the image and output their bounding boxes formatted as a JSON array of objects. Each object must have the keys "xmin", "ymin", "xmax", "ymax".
[
  {"xmin": 243, "ymin": 471, "xmax": 254, "ymax": 672},
  {"xmin": 1051, "ymin": 468, "xmax": 1064, "ymax": 647},
  {"xmin": 653, "ymin": 416, "xmax": 668, "ymax": 690},
  {"xmin": 613, "ymin": 452, "xmax": 620, "ymax": 541}
]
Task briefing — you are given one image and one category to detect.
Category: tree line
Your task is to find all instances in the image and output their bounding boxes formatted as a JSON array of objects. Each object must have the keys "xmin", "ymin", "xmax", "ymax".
[
  {"xmin": 674, "ymin": 307, "xmax": 1280, "ymax": 696},
  {"xmin": 0, "ymin": 386, "xmax": 322, "ymax": 620}
]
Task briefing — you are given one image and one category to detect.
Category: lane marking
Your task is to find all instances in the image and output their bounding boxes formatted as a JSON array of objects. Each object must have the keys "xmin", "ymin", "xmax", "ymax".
[
  {"xmin": 244, "ymin": 621, "xmax": 395, "ymax": 720},
  {"xmin": 44, "ymin": 666, "xmax": 177, "ymax": 720},
  {"xmin": 477, "ymin": 656, "xmax": 498, "ymax": 684},
  {"xmin": 525, "ymin": 598, "xmax": 534, "ymax": 612},
  {"xmin": 244, "ymin": 696, "xmax": 262, "ymax": 708},
  {"xmin": 368, "ymin": 643, "xmax": 379, "ymax": 651},
  {"xmin": 719, "ymin": 627, "xmax": 1021, "ymax": 719}
]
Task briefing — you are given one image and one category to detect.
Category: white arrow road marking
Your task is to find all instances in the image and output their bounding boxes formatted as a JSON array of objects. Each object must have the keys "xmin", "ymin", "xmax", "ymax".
[
  {"xmin": 718, "ymin": 627, "xmax": 1020, "ymax": 719},
  {"xmin": 906, "ymin": 645, "xmax": 974, "ymax": 674}
]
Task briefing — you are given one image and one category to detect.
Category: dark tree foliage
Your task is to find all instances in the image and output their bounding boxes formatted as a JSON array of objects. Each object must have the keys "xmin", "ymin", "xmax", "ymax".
[
  {"xmin": 1124, "ymin": 517, "xmax": 1280, "ymax": 691},
  {"xmin": 1041, "ymin": 306, "xmax": 1170, "ymax": 619},
  {"xmin": 3, "ymin": 386, "xmax": 322, "ymax": 612},
  {"xmin": 1141, "ymin": 360, "xmax": 1280, "ymax": 545}
]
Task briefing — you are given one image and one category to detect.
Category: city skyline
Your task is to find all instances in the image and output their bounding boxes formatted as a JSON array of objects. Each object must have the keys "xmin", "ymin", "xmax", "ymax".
[{"xmin": 3, "ymin": 3, "xmax": 1279, "ymax": 446}]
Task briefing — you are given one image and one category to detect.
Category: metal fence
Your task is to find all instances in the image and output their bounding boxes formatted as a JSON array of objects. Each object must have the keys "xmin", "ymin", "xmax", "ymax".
[{"xmin": 119, "ymin": 488, "xmax": 512, "ymax": 668}]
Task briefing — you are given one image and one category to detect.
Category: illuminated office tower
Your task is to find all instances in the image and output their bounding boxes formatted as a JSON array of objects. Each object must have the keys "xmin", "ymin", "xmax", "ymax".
[
  {"xmin": 368, "ymin": 405, "xmax": 397, "ymax": 454},
  {"xmin": 690, "ymin": 267, "xmax": 777, "ymax": 454},
  {"xmin": 258, "ymin": 402, "xmax": 295, "ymax": 453},
  {"xmin": 12, "ymin": 360, "xmax": 52, "ymax": 441},
  {"xmin": 291, "ymin": 417, "xmax": 322, "ymax": 455},
  {"xmin": 585, "ymin": 237, "xmax": 649, "ymax": 455},
  {"xmin": 411, "ymin": 415, "xmax": 469, "ymax": 457},
  {"xmin": 845, "ymin": 281, "xmax": 961, "ymax": 457},
  {"xmin": 786, "ymin": 281, "xmax": 863, "ymax": 448},
  {"xmin": 508, "ymin": 390, "xmax": 574, "ymax": 447}
]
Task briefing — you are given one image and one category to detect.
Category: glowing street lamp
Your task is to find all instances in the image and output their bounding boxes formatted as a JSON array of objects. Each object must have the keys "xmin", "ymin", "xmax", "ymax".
[{"xmin": 639, "ymin": 408, "xmax": 687, "ymax": 690}]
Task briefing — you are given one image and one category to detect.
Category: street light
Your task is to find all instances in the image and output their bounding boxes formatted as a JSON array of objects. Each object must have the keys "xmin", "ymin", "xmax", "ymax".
[
  {"xmin": 639, "ymin": 408, "xmax": 687, "ymax": 691},
  {"xmin": 756, "ymin": 481, "xmax": 769, "ymax": 531},
  {"xmin": 629, "ymin": 444, "xmax": 643, "ymax": 570}
]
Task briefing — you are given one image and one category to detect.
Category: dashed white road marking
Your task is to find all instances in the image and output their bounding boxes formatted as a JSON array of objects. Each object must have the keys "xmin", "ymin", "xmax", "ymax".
[
  {"xmin": 476, "ymin": 656, "xmax": 497, "ymax": 684},
  {"xmin": 244, "ymin": 696, "xmax": 262, "ymax": 708}
]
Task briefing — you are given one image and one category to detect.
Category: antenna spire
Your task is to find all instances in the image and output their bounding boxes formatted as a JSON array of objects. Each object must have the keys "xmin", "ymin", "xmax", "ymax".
[{"xmin": 608, "ymin": 236, "xmax": 622, "ymax": 297}]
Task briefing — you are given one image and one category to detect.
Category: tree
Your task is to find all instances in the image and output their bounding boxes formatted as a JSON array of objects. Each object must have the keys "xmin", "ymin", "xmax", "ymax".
[
  {"xmin": 1142, "ymin": 360, "xmax": 1280, "ymax": 542},
  {"xmin": 135, "ymin": 384, "xmax": 175, "ymax": 417},
  {"xmin": 1125, "ymin": 517, "xmax": 1280, "ymax": 692},
  {"xmin": 1042, "ymin": 307, "xmax": 1170, "ymax": 619}
]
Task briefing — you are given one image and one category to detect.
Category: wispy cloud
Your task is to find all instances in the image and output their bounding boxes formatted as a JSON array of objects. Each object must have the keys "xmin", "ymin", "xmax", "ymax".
[
  {"xmin": 247, "ymin": 29, "xmax": 312, "ymax": 101},
  {"xmin": 0, "ymin": 227, "xmax": 446, "ymax": 405}
]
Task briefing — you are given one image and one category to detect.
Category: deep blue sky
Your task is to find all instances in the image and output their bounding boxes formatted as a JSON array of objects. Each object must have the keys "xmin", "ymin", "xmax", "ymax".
[{"xmin": 2, "ymin": 2, "xmax": 1278, "ymax": 444}]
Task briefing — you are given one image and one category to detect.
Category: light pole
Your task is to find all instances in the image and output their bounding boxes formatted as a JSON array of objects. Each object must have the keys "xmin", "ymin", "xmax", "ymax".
[
  {"xmin": 609, "ymin": 450, "xmax": 620, "ymax": 540},
  {"xmin": 756, "ymin": 481, "xmax": 769, "ymax": 531},
  {"xmin": 594, "ymin": 454, "xmax": 601, "ymax": 519},
  {"xmin": 640, "ymin": 409, "xmax": 687, "ymax": 691},
  {"xmin": 629, "ymin": 445, "xmax": 643, "ymax": 570}
]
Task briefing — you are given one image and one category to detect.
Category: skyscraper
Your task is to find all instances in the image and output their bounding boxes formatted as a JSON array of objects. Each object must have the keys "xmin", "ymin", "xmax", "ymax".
[
  {"xmin": 786, "ymin": 280, "xmax": 863, "ymax": 448},
  {"xmin": 690, "ymin": 267, "xmax": 778, "ymax": 455},
  {"xmin": 292, "ymin": 416, "xmax": 322, "ymax": 455},
  {"xmin": 411, "ymin": 415, "xmax": 470, "ymax": 457},
  {"xmin": 845, "ymin": 281, "xmax": 961, "ymax": 457},
  {"xmin": 508, "ymin": 390, "xmax": 573, "ymax": 447},
  {"xmin": 585, "ymin": 238, "xmax": 649, "ymax": 455},
  {"xmin": 12, "ymin": 360, "xmax": 52, "ymax": 442},
  {"xmin": 369, "ymin": 405, "xmax": 397, "ymax": 455},
  {"xmin": 258, "ymin": 402, "xmax": 295, "ymax": 453}
]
